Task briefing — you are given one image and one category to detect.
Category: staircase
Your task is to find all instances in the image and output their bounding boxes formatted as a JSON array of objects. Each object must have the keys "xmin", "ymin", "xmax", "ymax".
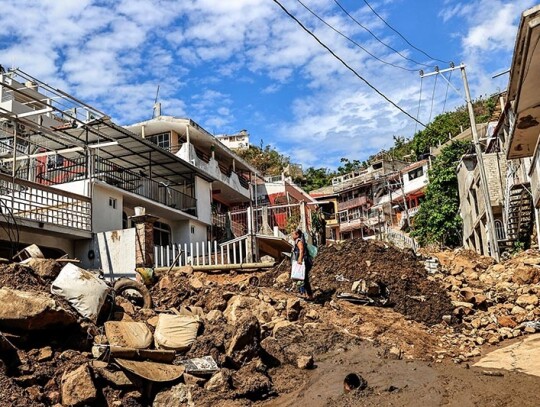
[{"xmin": 500, "ymin": 183, "xmax": 533, "ymax": 253}]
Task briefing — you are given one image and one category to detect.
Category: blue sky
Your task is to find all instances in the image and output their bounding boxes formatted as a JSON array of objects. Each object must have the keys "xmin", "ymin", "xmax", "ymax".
[{"xmin": 0, "ymin": 0, "xmax": 535, "ymax": 169}]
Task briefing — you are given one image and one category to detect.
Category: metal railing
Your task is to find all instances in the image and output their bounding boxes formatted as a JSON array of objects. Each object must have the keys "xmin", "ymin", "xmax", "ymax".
[
  {"xmin": 93, "ymin": 156, "xmax": 197, "ymax": 216},
  {"xmin": 0, "ymin": 173, "xmax": 91, "ymax": 230},
  {"xmin": 154, "ymin": 239, "xmax": 248, "ymax": 267}
]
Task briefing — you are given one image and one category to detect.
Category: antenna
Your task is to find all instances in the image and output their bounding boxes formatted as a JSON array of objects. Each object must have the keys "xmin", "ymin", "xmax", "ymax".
[{"xmin": 152, "ymin": 85, "xmax": 161, "ymax": 118}]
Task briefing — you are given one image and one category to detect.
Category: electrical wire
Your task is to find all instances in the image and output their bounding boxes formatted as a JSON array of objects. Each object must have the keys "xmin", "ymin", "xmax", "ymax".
[
  {"xmin": 296, "ymin": 0, "xmax": 418, "ymax": 72},
  {"xmin": 332, "ymin": 0, "xmax": 434, "ymax": 69},
  {"xmin": 272, "ymin": 0, "xmax": 427, "ymax": 128},
  {"xmin": 361, "ymin": 0, "xmax": 450, "ymax": 64}
]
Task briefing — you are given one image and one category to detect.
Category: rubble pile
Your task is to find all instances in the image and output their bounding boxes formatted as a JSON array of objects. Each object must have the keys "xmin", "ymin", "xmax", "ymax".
[
  {"xmin": 0, "ymin": 254, "xmax": 359, "ymax": 406},
  {"xmin": 268, "ymin": 239, "xmax": 454, "ymax": 326},
  {"xmin": 431, "ymin": 249, "xmax": 540, "ymax": 361}
]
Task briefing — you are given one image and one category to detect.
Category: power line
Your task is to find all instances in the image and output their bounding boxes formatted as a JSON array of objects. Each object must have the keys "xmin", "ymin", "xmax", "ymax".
[
  {"xmin": 272, "ymin": 0, "xmax": 427, "ymax": 128},
  {"xmin": 296, "ymin": 0, "xmax": 418, "ymax": 72},
  {"xmin": 428, "ymin": 73, "xmax": 438, "ymax": 123},
  {"xmin": 361, "ymin": 0, "xmax": 450, "ymax": 64},
  {"xmin": 332, "ymin": 0, "xmax": 434, "ymax": 69}
]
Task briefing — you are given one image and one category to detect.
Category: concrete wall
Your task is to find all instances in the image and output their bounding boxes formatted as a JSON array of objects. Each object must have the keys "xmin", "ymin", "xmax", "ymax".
[
  {"xmin": 52, "ymin": 180, "xmax": 90, "ymax": 197},
  {"xmin": 16, "ymin": 229, "xmax": 75, "ymax": 257},
  {"xmin": 96, "ymin": 228, "xmax": 136, "ymax": 280},
  {"xmin": 92, "ymin": 184, "xmax": 124, "ymax": 233}
]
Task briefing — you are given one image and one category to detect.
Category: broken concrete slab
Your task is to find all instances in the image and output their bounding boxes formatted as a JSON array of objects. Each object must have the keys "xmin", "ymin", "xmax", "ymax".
[
  {"xmin": 0, "ymin": 287, "xmax": 76, "ymax": 330},
  {"xmin": 224, "ymin": 295, "xmax": 276, "ymax": 325},
  {"xmin": 474, "ymin": 334, "xmax": 540, "ymax": 377},
  {"xmin": 153, "ymin": 383, "xmax": 194, "ymax": 407}
]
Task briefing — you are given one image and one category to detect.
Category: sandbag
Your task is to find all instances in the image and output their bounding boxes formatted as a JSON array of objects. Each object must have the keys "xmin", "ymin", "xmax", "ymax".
[
  {"xmin": 154, "ymin": 314, "xmax": 200, "ymax": 351},
  {"xmin": 105, "ymin": 321, "xmax": 153, "ymax": 349},
  {"xmin": 51, "ymin": 263, "xmax": 111, "ymax": 322}
]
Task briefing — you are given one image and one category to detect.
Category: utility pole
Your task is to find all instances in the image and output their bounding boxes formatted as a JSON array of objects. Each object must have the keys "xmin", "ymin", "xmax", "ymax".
[{"xmin": 421, "ymin": 64, "xmax": 500, "ymax": 261}]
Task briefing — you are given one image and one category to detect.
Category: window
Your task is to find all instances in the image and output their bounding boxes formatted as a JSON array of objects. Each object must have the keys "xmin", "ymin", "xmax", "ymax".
[
  {"xmin": 109, "ymin": 197, "xmax": 117, "ymax": 209},
  {"xmin": 154, "ymin": 221, "xmax": 171, "ymax": 246},
  {"xmin": 495, "ymin": 219, "xmax": 505, "ymax": 240},
  {"xmin": 147, "ymin": 132, "xmax": 171, "ymax": 151},
  {"xmin": 408, "ymin": 167, "xmax": 424, "ymax": 181},
  {"xmin": 190, "ymin": 226, "xmax": 195, "ymax": 234}
]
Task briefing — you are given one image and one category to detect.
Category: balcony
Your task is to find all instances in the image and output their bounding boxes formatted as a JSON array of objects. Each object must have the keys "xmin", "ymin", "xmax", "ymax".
[
  {"xmin": 337, "ymin": 195, "xmax": 368, "ymax": 211},
  {"xmin": 0, "ymin": 173, "xmax": 91, "ymax": 233},
  {"xmin": 26, "ymin": 155, "xmax": 197, "ymax": 217}
]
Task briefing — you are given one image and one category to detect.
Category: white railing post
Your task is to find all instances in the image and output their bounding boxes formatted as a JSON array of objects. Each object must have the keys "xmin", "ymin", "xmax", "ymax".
[
  {"xmin": 208, "ymin": 241, "xmax": 212, "ymax": 265},
  {"xmin": 196, "ymin": 242, "xmax": 200, "ymax": 266},
  {"xmin": 183, "ymin": 243, "xmax": 188, "ymax": 266},
  {"xmin": 201, "ymin": 241, "xmax": 206, "ymax": 265}
]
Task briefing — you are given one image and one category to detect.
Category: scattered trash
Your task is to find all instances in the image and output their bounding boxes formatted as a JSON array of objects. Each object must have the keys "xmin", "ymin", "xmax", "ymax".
[{"xmin": 181, "ymin": 356, "xmax": 219, "ymax": 375}]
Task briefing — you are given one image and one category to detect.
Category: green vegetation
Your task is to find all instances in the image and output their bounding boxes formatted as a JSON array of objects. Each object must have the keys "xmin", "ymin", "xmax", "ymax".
[{"xmin": 410, "ymin": 140, "xmax": 472, "ymax": 247}]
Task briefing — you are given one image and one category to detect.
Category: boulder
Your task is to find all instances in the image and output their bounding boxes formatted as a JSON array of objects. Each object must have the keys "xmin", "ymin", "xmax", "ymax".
[
  {"xmin": 224, "ymin": 295, "xmax": 276, "ymax": 325},
  {"xmin": 227, "ymin": 314, "xmax": 260, "ymax": 367},
  {"xmin": 206, "ymin": 310, "xmax": 223, "ymax": 322},
  {"xmin": 286, "ymin": 298, "xmax": 301, "ymax": 321},
  {"xmin": 276, "ymin": 272, "xmax": 290, "ymax": 284},
  {"xmin": 0, "ymin": 288, "xmax": 76, "ymax": 330},
  {"xmin": 61, "ymin": 364, "xmax": 96, "ymax": 407}
]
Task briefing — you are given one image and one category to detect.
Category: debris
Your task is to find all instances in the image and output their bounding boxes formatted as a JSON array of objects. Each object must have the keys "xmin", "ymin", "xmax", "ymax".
[
  {"xmin": 153, "ymin": 383, "xmax": 194, "ymax": 407},
  {"xmin": 115, "ymin": 358, "xmax": 185, "ymax": 382},
  {"xmin": 343, "ymin": 373, "xmax": 367, "ymax": 393},
  {"xmin": 181, "ymin": 356, "xmax": 219, "ymax": 375},
  {"xmin": 0, "ymin": 287, "xmax": 76, "ymax": 330},
  {"xmin": 482, "ymin": 370, "xmax": 504, "ymax": 377},
  {"xmin": 113, "ymin": 278, "xmax": 152, "ymax": 309},
  {"xmin": 61, "ymin": 364, "xmax": 97, "ymax": 407}
]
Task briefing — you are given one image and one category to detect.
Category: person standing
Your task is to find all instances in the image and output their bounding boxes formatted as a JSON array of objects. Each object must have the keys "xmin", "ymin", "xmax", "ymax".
[{"xmin": 292, "ymin": 229, "xmax": 313, "ymax": 300}]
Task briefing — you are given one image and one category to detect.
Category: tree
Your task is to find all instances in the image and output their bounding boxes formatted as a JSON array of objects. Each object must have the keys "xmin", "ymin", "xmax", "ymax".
[
  {"xmin": 299, "ymin": 167, "xmax": 335, "ymax": 192},
  {"xmin": 337, "ymin": 158, "xmax": 364, "ymax": 175},
  {"xmin": 411, "ymin": 140, "xmax": 472, "ymax": 247}
]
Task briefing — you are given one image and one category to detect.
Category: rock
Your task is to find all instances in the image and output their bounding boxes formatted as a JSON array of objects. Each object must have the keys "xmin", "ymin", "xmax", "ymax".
[
  {"xmin": 147, "ymin": 316, "xmax": 159, "ymax": 327},
  {"xmin": 158, "ymin": 275, "xmax": 173, "ymax": 290},
  {"xmin": 512, "ymin": 266, "xmax": 540, "ymax": 285},
  {"xmin": 37, "ymin": 346, "xmax": 53, "ymax": 362},
  {"xmin": 475, "ymin": 337, "xmax": 485, "ymax": 345},
  {"xmin": 224, "ymin": 295, "xmax": 276, "ymax": 325},
  {"xmin": 183, "ymin": 373, "xmax": 206, "ymax": 387},
  {"xmin": 273, "ymin": 320, "xmax": 303, "ymax": 342},
  {"xmin": 276, "ymin": 272, "xmax": 290, "ymax": 284},
  {"xmin": 206, "ymin": 310, "xmax": 223, "ymax": 322},
  {"xmin": 286, "ymin": 298, "xmax": 301, "ymax": 321},
  {"xmin": 497, "ymin": 316, "xmax": 517, "ymax": 328},
  {"xmin": 153, "ymin": 383, "xmax": 193, "ymax": 407},
  {"xmin": 516, "ymin": 294, "xmax": 539, "ymax": 307},
  {"xmin": 227, "ymin": 314, "xmax": 261, "ymax": 367},
  {"xmin": 487, "ymin": 335, "xmax": 500, "ymax": 345},
  {"xmin": 205, "ymin": 371, "xmax": 230, "ymax": 392},
  {"xmin": 61, "ymin": 364, "xmax": 96, "ymax": 407},
  {"xmin": 232, "ymin": 361, "xmax": 273, "ymax": 399},
  {"xmin": 297, "ymin": 355, "xmax": 314, "ymax": 369},
  {"xmin": 524, "ymin": 326, "xmax": 537, "ymax": 334},
  {"xmin": 512, "ymin": 305, "xmax": 527, "ymax": 315},
  {"xmin": 189, "ymin": 277, "xmax": 204, "ymax": 289},
  {"xmin": 305, "ymin": 309, "xmax": 319, "ymax": 320},
  {"xmin": 46, "ymin": 391, "xmax": 61, "ymax": 404},
  {"xmin": 92, "ymin": 363, "xmax": 135, "ymax": 388},
  {"xmin": 388, "ymin": 346, "xmax": 403, "ymax": 360},
  {"xmin": 0, "ymin": 288, "xmax": 76, "ymax": 330},
  {"xmin": 27, "ymin": 259, "xmax": 61, "ymax": 279},
  {"xmin": 260, "ymin": 336, "xmax": 286, "ymax": 364},
  {"xmin": 471, "ymin": 318, "xmax": 483, "ymax": 329}
]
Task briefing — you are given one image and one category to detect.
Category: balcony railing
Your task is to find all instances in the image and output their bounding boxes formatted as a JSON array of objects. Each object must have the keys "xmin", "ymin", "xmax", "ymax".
[
  {"xmin": 19, "ymin": 155, "xmax": 197, "ymax": 217},
  {"xmin": 93, "ymin": 157, "xmax": 197, "ymax": 216},
  {"xmin": 337, "ymin": 195, "xmax": 368, "ymax": 211},
  {"xmin": 0, "ymin": 173, "xmax": 91, "ymax": 231}
]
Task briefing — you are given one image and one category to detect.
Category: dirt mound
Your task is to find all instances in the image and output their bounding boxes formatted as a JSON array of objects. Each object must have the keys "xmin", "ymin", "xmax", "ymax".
[
  {"xmin": 305, "ymin": 239, "xmax": 453, "ymax": 326},
  {"xmin": 0, "ymin": 263, "xmax": 51, "ymax": 292}
]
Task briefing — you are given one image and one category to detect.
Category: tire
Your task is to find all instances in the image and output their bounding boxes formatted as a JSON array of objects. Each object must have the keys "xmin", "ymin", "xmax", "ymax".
[{"xmin": 113, "ymin": 278, "xmax": 153, "ymax": 309}]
